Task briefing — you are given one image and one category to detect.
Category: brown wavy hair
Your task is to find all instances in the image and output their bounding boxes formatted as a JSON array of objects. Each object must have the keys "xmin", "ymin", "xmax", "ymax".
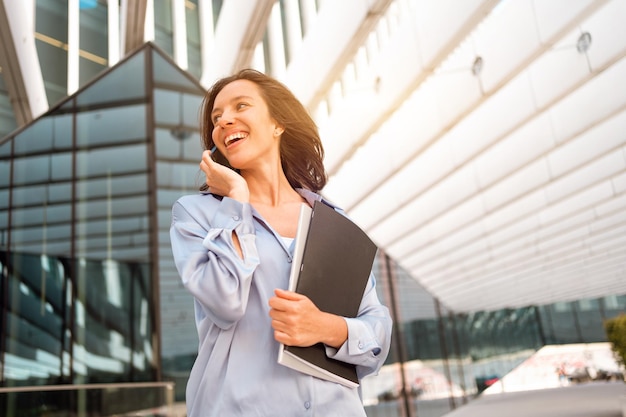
[{"xmin": 199, "ymin": 69, "xmax": 327, "ymax": 193}]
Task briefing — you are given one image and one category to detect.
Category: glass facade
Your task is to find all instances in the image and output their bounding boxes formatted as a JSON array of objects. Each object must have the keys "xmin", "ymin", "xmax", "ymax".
[
  {"xmin": 0, "ymin": 43, "xmax": 206, "ymax": 415},
  {"xmin": 364, "ymin": 252, "xmax": 626, "ymax": 417}
]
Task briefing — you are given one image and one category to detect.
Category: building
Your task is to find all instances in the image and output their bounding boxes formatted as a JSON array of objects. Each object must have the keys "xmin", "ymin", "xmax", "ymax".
[{"xmin": 1, "ymin": 1, "xmax": 625, "ymax": 416}]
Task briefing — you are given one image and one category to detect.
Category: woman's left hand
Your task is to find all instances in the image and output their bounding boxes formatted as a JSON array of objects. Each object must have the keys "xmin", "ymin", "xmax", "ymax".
[
  {"xmin": 200, "ymin": 149, "xmax": 249, "ymax": 202},
  {"xmin": 269, "ymin": 288, "xmax": 348, "ymax": 348}
]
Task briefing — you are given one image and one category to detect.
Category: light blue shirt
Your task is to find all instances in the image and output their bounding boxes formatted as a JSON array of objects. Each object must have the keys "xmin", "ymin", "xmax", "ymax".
[{"xmin": 170, "ymin": 188, "xmax": 392, "ymax": 417}]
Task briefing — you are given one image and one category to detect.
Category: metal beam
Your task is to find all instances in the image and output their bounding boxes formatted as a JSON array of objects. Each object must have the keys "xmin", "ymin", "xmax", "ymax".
[
  {"xmin": 285, "ymin": 0, "xmax": 393, "ymax": 110},
  {"xmin": 202, "ymin": 0, "xmax": 276, "ymax": 85},
  {"xmin": 0, "ymin": 0, "xmax": 48, "ymax": 126},
  {"xmin": 123, "ymin": 0, "xmax": 148, "ymax": 54}
]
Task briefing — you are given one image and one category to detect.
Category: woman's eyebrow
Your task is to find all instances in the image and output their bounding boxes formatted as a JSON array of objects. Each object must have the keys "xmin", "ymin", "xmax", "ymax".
[
  {"xmin": 211, "ymin": 95, "xmax": 254, "ymax": 118},
  {"xmin": 231, "ymin": 94, "xmax": 254, "ymax": 102}
]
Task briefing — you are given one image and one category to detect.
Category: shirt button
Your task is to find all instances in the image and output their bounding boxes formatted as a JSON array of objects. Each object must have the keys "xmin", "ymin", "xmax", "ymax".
[
  {"xmin": 358, "ymin": 342, "xmax": 364, "ymax": 349},
  {"xmin": 232, "ymin": 215, "xmax": 240, "ymax": 221},
  {"xmin": 304, "ymin": 401, "xmax": 311, "ymax": 409}
]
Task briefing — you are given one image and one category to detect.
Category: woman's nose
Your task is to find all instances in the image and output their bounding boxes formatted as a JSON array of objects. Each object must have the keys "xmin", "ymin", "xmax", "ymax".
[{"xmin": 217, "ymin": 112, "xmax": 234, "ymax": 128}]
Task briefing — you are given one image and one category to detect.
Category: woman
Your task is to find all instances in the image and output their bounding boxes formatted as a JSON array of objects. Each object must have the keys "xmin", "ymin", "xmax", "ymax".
[{"xmin": 170, "ymin": 69, "xmax": 392, "ymax": 416}]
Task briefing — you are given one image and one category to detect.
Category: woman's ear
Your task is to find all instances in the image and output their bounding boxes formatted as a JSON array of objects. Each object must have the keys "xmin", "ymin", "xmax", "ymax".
[{"xmin": 274, "ymin": 126, "xmax": 284, "ymax": 136}]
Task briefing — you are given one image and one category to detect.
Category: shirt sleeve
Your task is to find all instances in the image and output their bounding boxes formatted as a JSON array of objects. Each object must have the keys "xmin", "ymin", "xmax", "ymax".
[
  {"xmin": 170, "ymin": 196, "xmax": 261, "ymax": 329},
  {"xmin": 325, "ymin": 273, "xmax": 392, "ymax": 379}
]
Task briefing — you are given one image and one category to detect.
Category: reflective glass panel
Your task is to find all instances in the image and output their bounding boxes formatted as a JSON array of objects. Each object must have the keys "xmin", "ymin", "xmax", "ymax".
[
  {"xmin": 154, "ymin": 0, "xmax": 174, "ymax": 56},
  {"xmin": 152, "ymin": 49, "xmax": 199, "ymax": 89},
  {"xmin": 35, "ymin": 0, "xmax": 69, "ymax": 105},
  {"xmin": 73, "ymin": 137, "xmax": 152, "ymax": 383},
  {"xmin": 6, "ymin": 131, "xmax": 72, "ymax": 384},
  {"xmin": 186, "ymin": 0, "xmax": 201, "ymax": 79},
  {"xmin": 79, "ymin": 1, "xmax": 108, "ymax": 87},
  {"xmin": 74, "ymin": 51, "xmax": 146, "ymax": 108},
  {"xmin": 76, "ymin": 105, "xmax": 147, "ymax": 147}
]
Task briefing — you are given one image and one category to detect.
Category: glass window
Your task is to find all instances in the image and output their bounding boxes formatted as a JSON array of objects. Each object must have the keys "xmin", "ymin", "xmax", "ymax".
[
  {"xmin": 0, "ymin": 137, "xmax": 11, "ymax": 157},
  {"xmin": 76, "ymin": 105, "xmax": 147, "ymax": 147},
  {"xmin": 156, "ymin": 160, "xmax": 202, "ymax": 190},
  {"xmin": 186, "ymin": 0, "xmax": 201, "ymax": 79},
  {"xmin": 75, "ymin": 144, "xmax": 147, "ymax": 178},
  {"xmin": 71, "ymin": 257, "xmax": 153, "ymax": 383},
  {"xmin": 79, "ymin": 57, "xmax": 108, "ymax": 90},
  {"xmin": 152, "ymin": 49, "xmax": 199, "ymax": 89},
  {"xmin": 154, "ymin": 89, "xmax": 185, "ymax": 126},
  {"xmin": 183, "ymin": 93, "xmax": 203, "ymax": 127},
  {"xmin": 36, "ymin": 0, "xmax": 69, "ymax": 42},
  {"xmin": 554, "ymin": 301, "xmax": 570, "ymax": 312},
  {"xmin": 0, "ymin": 145, "xmax": 11, "ymax": 187},
  {"xmin": 79, "ymin": 1, "xmax": 108, "ymax": 87},
  {"xmin": 131, "ymin": 263, "xmax": 155, "ymax": 380},
  {"xmin": 74, "ymin": 209, "xmax": 150, "ymax": 262},
  {"xmin": 53, "ymin": 115, "xmax": 74, "ymax": 150},
  {"xmin": 154, "ymin": 0, "xmax": 174, "ymax": 56},
  {"xmin": 155, "ymin": 128, "xmax": 183, "ymax": 159},
  {"xmin": 77, "ymin": 174, "xmax": 147, "ymax": 200},
  {"xmin": 4, "ymin": 251, "xmax": 69, "ymax": 384},
  {"xmin": 75, "ymin": 51, "xmax": 146, "ymax": 108},
  {"xmin": 578, "ymin": 298, "xmax": 595, "ymax": 311},
  {"xmin": 14, "ymin": 118, "xmax": 57, "ymax": 156},
  {"xmin": 36, "ymin": 0, "xmax": 70, "ymax": 105},
  {"xmin": 576, "ymin": 298, "xmax": 605, "ymax": 341},
  {"xmin": 0, "ymin": 188, "xmax": 8, "ymax": 211},
  {"xmin": 153, "ymin": 89, "xmax": 202, "ymax": 151},
  {"xmin": 12, "ymin": 154, "xmax": 51, "ymax": 186},
  {"xmin": 36, "ymin": 41, "xmax": 69, "ymax": 105},
  {"xmin": 73, "ymin": 258, "xmax": 131, "ymax": 382},
  {"xmin": 604, "ymin": 295, "xmax": 620, "ymax": 309}
]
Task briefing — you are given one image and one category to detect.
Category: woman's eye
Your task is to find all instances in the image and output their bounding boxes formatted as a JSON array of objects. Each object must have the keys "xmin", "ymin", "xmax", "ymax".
[
  {"xmin": 212, "ymin": 115, "xmax": 221, "ymax": 123},
  {"xmin": 236, "ymin": 103, "xmax": 248, "ymax": 110}
]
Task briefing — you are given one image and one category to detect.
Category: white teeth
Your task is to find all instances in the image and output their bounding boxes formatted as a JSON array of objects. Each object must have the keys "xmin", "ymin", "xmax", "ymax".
[{"xmin": 225, "ymin": 132, "xmax": 247, "ymax": 146}]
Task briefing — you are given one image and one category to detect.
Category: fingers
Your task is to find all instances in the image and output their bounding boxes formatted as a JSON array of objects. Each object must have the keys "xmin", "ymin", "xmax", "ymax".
[
  {"xmin": 268, "ymin": 300, "xmax": 294, "ymax": 342},
  {"xmin": 199, "ymin": 149, "xmax": 227, "ymax": 191},
  {"xmin": 199, "ymin": 150, "xmax": 213, "ymax": 175},
  {"xmin": 269, "ymin": 290, "xmax": 323, "ymax": 347},
  {"xmin": 268, "ymin": 294, "xmax": 292, "ymax": 312},
  {"xmin": 202, "ymin": 149, "xmax": 213, "ymax": 164},
  {"xmin": 274, "ymin": 288, "xmax": 305, "ymax": 301},
  {"xmin": 270, "ymin": 317, "xmax": 305, "ymax": 346},
  {"xmin": 268, "ymin": 290, "xmax": 308, "ymax": 315},
  {"xmin": 268, "ymin": 293, "xmax": 302, "ymax": 321},
  {"xmin": 270, "ymin": 289, "xmax": 318, "ymax": 316},
  {"xmin": 273, "ymin": 329, "xmax": 289, "ymax": 344}
]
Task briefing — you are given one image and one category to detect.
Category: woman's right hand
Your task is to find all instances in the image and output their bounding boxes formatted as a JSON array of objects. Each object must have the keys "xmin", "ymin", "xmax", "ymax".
[{"xmin": 200, "ymin": 149, "xmax": 250, "ymax": 202}]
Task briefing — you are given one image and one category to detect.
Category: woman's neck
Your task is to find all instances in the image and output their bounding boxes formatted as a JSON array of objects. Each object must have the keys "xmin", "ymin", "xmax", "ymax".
[{"xmin": 244, "ymin": 170, "xmax": 300, "ymax": 207}]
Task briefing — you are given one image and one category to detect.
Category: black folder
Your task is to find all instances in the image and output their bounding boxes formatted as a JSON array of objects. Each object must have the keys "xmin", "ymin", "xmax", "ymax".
[{"xmin": 277, "ymin": 200, "xmax": 378, "ymax": 387}]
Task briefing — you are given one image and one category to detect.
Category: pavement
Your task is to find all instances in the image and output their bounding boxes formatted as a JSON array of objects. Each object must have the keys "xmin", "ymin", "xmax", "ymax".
[{"xmin": 442, "ymin": 381, "xmax": 625, "ymax": 417}]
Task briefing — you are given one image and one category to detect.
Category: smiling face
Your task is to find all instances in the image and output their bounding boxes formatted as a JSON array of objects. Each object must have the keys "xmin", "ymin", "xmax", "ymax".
[
  {"xmin": 210, "ymin": 79, "xmax": 283, "ymax": 170},
  {"xmin": 198, "ymin": 69, "xmax": 327, "ymax": 193}
]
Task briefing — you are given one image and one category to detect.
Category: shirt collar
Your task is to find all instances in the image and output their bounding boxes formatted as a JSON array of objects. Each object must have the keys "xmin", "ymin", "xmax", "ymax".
[{"xmin": 295, "ymin": 188, "xmax": 341, "ymax": 211}]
